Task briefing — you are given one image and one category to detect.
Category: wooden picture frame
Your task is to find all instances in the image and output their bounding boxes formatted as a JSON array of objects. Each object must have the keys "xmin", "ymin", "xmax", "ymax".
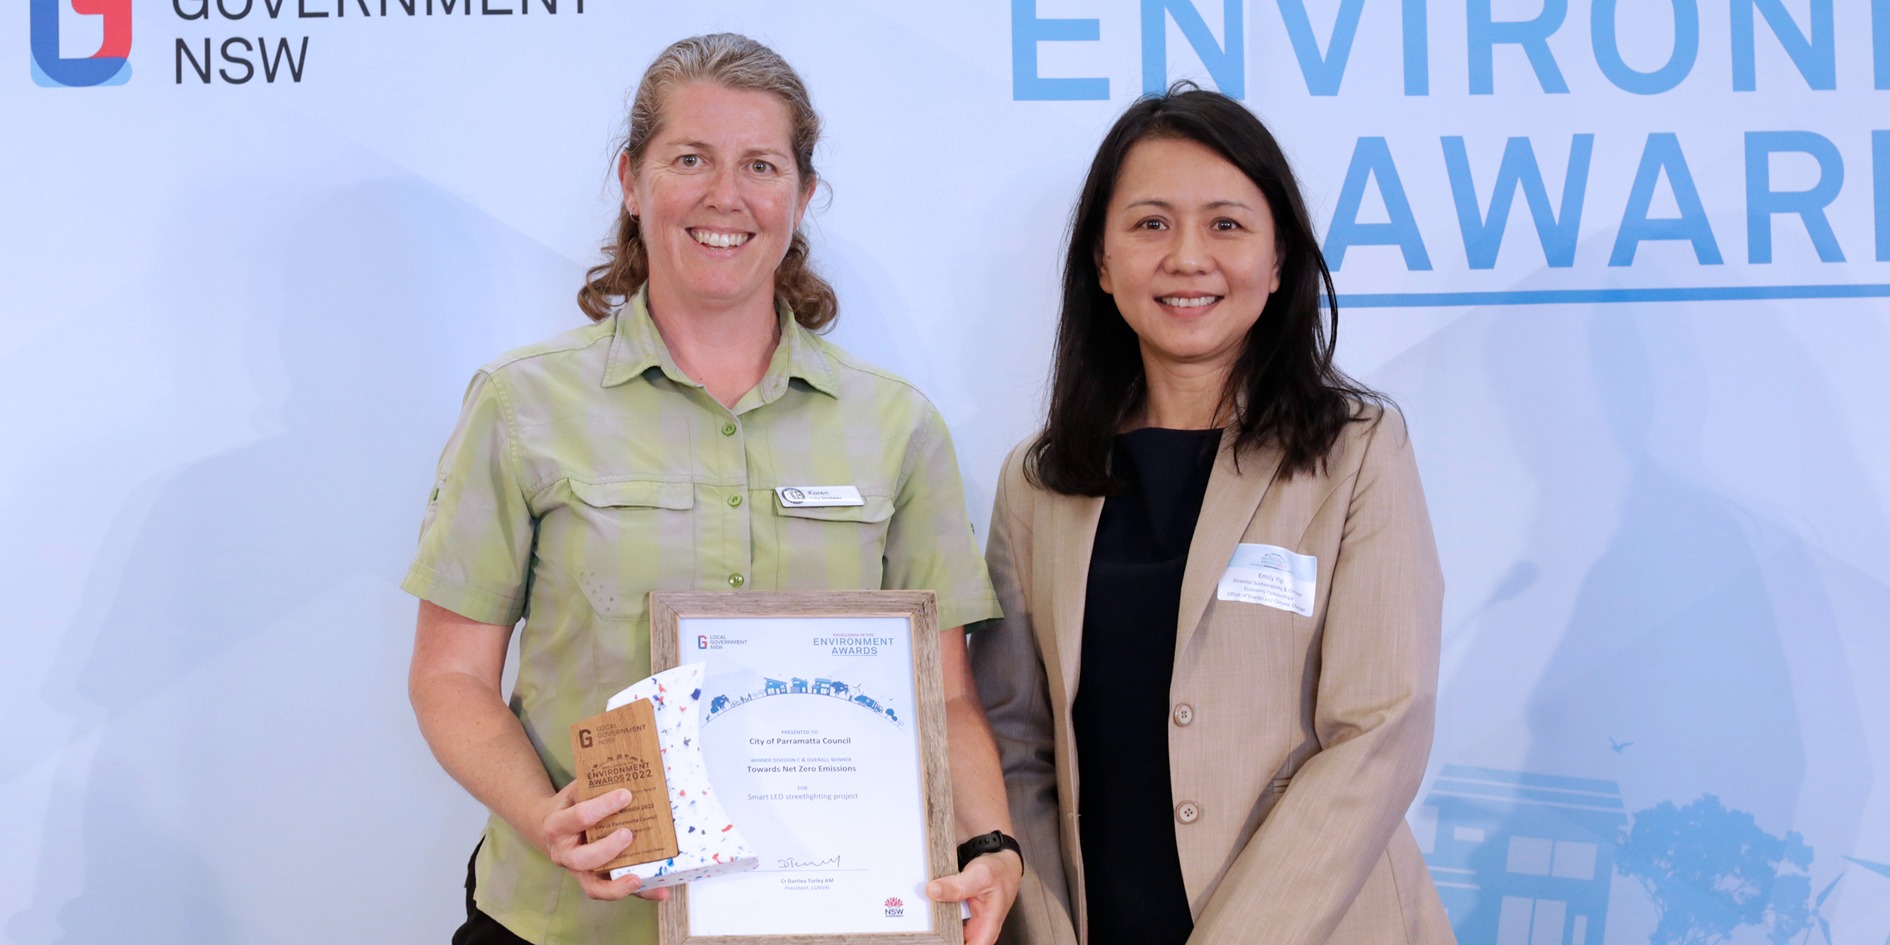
[{"xmin": 649, "ymin": 590, "xmax": 962, "ymax": 945}]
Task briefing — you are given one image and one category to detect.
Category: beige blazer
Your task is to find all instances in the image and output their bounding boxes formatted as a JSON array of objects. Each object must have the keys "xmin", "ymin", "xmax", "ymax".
[{"xmin": 971, "ymin": 408, "xmax": 1454, "ymax": 945}]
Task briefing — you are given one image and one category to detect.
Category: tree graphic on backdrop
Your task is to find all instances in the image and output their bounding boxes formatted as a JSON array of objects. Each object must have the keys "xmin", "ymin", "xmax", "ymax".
[{"xmin": 1617, "ymin": 795, "xmax": 1812, "ymax": 945}]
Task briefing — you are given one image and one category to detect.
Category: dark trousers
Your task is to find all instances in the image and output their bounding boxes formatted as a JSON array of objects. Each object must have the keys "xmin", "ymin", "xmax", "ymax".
[{"xmin": 452, "ymin": 845, "xmax": 531, "ymax": 945}]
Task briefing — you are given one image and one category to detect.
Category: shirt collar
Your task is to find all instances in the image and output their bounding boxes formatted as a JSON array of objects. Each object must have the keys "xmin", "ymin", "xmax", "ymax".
[{"xmin": 600, "ymin": 286, "xmax": 840, "ymax": 399}]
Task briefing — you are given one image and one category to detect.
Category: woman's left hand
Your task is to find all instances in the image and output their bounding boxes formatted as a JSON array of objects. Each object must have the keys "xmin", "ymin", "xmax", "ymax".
[{"xmin": 926, "ymin": 850, "xmax": 1023, "ymax": 945}]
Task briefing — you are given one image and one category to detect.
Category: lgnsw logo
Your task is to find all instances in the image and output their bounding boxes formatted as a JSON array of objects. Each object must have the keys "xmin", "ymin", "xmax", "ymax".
[
  {"xmin": 31, "ymin": 0, "xmax": 132, "ymax": 87},
  {"xmin": 883, "ymin": 896, "xmax": 904, "ymax": 918},
  {"xmin": 697, "ymin": 635, "xmax": 710, "ymax": 650}
]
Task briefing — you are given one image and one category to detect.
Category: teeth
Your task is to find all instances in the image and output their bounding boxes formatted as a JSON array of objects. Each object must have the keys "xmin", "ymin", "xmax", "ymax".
[
  {"xmin": 691, "ymin": 229, "xmax": 750, "ymax": 249},
  {"xmin": 1160, "ymin": 296, "xmax": 1218, "ymax": 308}
]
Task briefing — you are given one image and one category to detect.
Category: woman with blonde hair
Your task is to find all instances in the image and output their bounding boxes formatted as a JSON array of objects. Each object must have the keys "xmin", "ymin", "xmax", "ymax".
[{"xmin": 405, "ymin": 33, "xmax": 1021, "ymax": 945}]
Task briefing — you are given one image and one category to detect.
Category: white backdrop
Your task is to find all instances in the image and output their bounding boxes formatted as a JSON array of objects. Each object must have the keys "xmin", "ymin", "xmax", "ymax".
[{"xmin": 5, "ymin": 1, "xmax": 1888, "ymax": 943}]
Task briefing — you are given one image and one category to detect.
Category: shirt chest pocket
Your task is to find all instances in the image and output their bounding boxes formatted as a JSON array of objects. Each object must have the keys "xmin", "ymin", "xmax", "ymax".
[
  {"xmin": 565, "ymin": 478, "xmax": 696, "ymax": 621},
  {"xmin": 770, "ymin": 495, "xmax": 895, "ymax": 589}
]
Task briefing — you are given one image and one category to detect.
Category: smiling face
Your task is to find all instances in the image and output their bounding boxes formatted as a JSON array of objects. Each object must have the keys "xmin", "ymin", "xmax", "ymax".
[
  {"xmin": 621, "ymin": 81, "xmax": 815, "ymax": 320},
  {"xmin": 1098, "ymin": 135, "xmax": 1281, "ymax": 380}
]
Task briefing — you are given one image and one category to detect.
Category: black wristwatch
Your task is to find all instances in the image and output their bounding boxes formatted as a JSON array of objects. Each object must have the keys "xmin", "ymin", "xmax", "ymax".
[{"xmin": 956, "ymin": 830, "xmax": 1023, "ymax": 871}]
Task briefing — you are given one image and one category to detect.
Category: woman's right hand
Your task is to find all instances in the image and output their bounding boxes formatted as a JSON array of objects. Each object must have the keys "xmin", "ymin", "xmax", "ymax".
[
  {"xmin": 537, "ymin": 780, "xmax": 670, "ymax": 901},
  {"xmin": 409, "ymin": 602, "xmax": 673, "ymax": 903}
]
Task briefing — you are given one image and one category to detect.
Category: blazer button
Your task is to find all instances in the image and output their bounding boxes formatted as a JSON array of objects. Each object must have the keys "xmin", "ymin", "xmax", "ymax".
[
  {"xmin": 1175, "ymin": 801, "xmax": 1201, "ymax": 825},
  {"xmin": 1172, "ymin": 703, "xmax": 1195, "ymax": 726}
]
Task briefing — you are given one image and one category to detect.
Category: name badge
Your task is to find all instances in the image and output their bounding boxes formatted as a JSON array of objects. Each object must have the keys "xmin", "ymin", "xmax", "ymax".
[
  {"xmin": 774, "ymin": 485, "xmax": 865, "ymax": 508},
  {"xmin": 1216, "ymin": 543, "xmax": 1317, "ymax": 616}
]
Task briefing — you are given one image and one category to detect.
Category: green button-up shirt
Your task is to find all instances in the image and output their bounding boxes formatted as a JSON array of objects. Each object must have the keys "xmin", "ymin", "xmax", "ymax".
[{"xmin": 402, "ymin": 290, "xmax": 1000, "ymax": 944}]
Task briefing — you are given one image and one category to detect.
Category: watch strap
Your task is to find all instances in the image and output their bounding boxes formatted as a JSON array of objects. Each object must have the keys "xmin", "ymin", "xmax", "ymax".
[{"xmin": 956, "ymin": 830, "xmax": 1022, "ymax": 871}]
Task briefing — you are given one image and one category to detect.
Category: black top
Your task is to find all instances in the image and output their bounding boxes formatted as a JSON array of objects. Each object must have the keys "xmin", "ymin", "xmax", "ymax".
[{"xmin": 1071, "ymin": 427, "xmax": 1221, "ymax": 945}]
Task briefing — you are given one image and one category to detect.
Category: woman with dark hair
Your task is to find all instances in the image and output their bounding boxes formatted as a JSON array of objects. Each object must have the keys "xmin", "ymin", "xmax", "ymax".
[
  {"xmin": 970, "ymin": 85, "xmax": 1454, "ymax": 945},
  {"xmin": 405, "ymin": 33, "xmax": 1021, "ymax": 945}
]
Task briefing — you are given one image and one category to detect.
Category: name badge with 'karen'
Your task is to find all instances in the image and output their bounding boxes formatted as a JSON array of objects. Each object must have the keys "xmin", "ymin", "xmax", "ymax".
[{"xmin": 774, "ymin": 485, "xmax": 865, "ymax": 507}]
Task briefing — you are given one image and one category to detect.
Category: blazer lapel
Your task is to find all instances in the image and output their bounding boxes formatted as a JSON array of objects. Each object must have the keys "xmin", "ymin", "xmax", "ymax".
[
  {"xmin": 1175, "ymin": 429, "xmax": 1285, "ymax": 662},
  {"xmin": 1043, "ymin": 488, "xmax": 1104, "ymax": 704}
]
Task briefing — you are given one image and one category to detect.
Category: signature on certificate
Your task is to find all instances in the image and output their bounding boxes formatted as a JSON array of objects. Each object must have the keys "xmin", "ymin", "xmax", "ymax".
[{"xmin": 776, "ymin": 854, "xmax": 843, "ymax": 870}]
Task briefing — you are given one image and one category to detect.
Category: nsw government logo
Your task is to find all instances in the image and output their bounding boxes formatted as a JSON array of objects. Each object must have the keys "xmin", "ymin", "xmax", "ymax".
[
  {"xmin": 31, "ymin": 0, "xmax": 132, "ymax": 87},
  {"xmin": 883, "ymin": 896, "xmax": 904, "ymax": 918}
]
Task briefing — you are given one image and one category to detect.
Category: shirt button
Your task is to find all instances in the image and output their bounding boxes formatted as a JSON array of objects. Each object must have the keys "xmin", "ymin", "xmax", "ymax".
[
  {"xmin": 728, "ymin": 573, "xmax": 745, "ymax": 589},
  {"xmin": 721, "ymin": 422, "xmax": 737, "ymax": 436},
  {"xmin": 1172, "ymin": 703, "xmax": 1195, "ymax": 726},
  {"xmin": 1176, "ymin": 801, "xmax": 1201, "ymax": 825},
  {"xmin": 728, "ymin": 494, "xmax": 743, "ymax": 508}
]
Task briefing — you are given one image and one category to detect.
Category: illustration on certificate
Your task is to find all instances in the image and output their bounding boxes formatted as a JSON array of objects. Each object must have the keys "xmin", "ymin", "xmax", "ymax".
[{"xmin": 678, "ymin": 615, "xmax": 933, "ymax": 936}]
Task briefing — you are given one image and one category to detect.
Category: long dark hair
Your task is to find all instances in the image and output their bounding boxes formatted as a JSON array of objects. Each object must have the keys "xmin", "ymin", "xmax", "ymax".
[{"xmin": 1027, "ymin": 83, "xmax": 1380, "ymax": 495}]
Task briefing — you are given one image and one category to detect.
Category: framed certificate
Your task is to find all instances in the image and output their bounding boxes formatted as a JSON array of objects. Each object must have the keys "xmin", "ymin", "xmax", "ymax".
[{"xmin": 649, "ymin": 590, "xmax": 962, "ymax": 945}]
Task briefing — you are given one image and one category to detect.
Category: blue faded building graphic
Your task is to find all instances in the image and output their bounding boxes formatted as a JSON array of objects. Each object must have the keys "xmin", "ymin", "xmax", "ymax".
[{"xmin": 1423, "ymin": 766, "xmax": 1626, "ymax": 945}]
